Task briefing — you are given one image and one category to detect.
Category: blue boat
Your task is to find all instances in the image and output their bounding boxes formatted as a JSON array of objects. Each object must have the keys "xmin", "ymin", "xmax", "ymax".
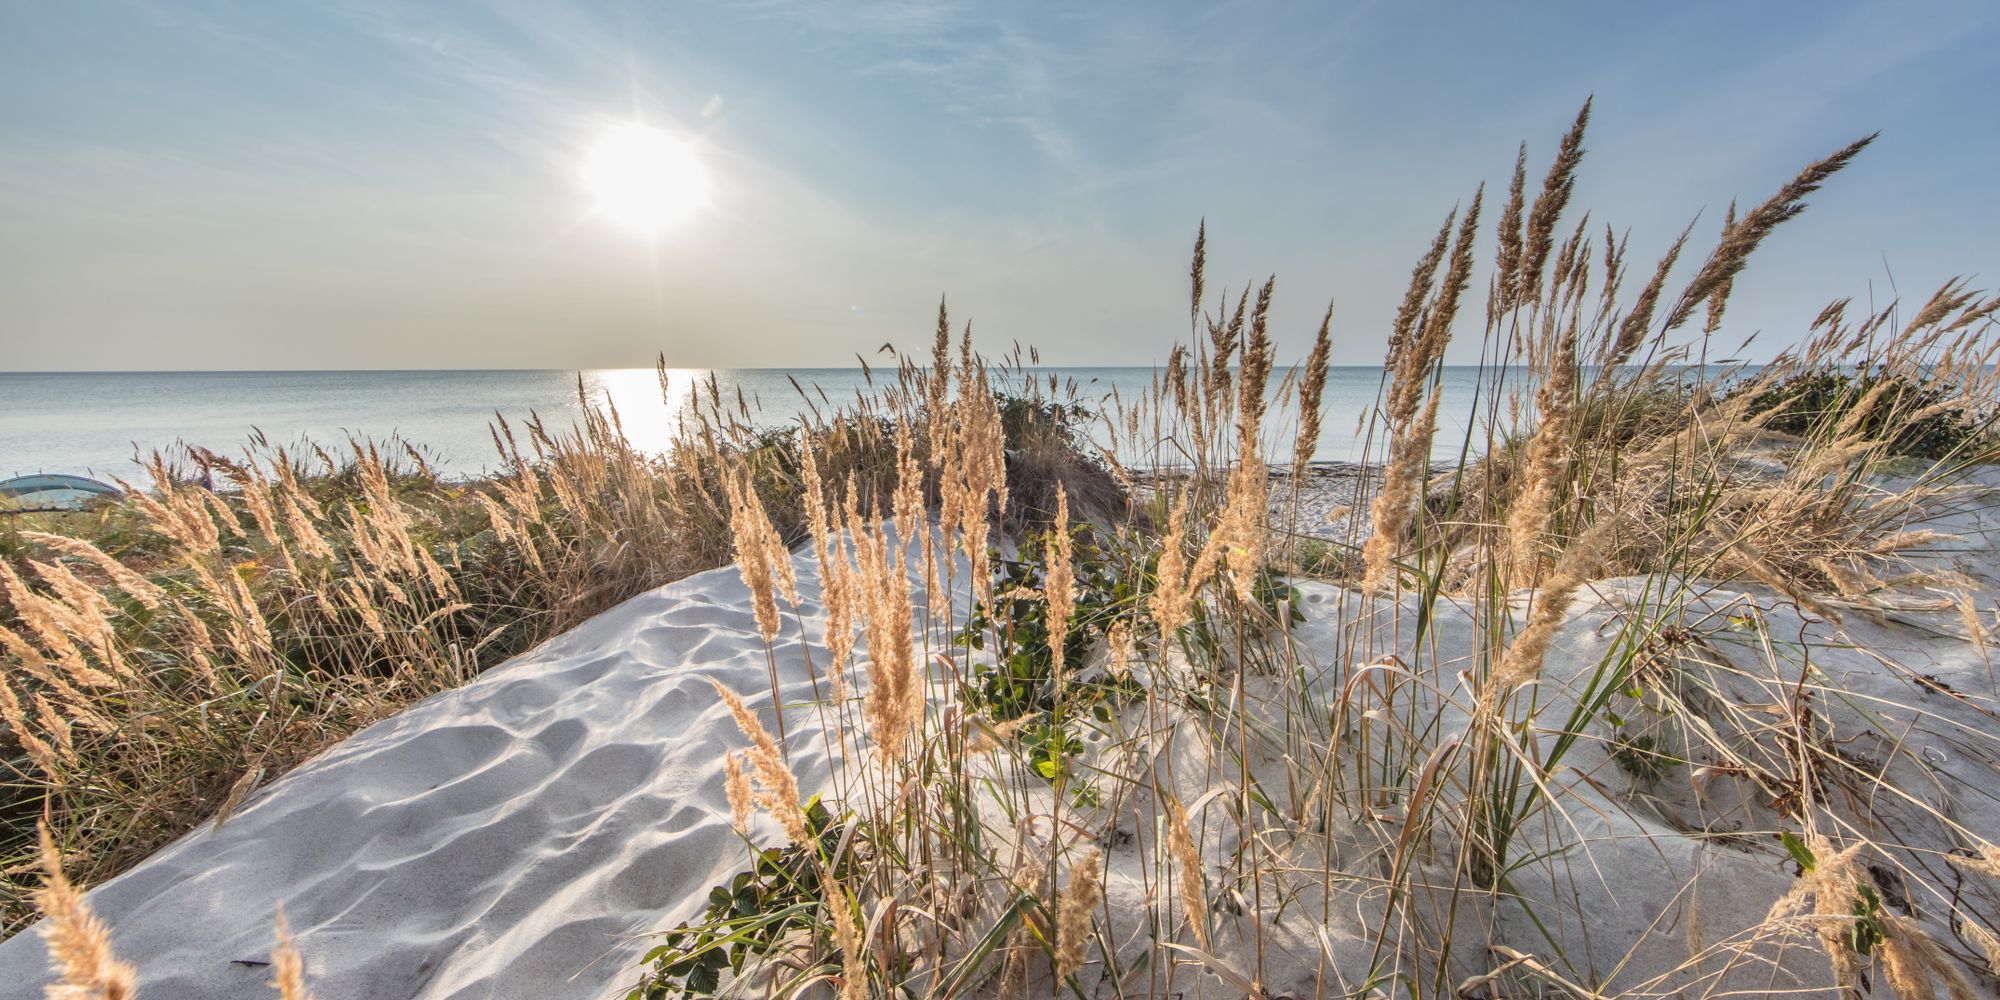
[{"xmin": 0, "ymin": 473, "xmax": 123, "ymax": 512}]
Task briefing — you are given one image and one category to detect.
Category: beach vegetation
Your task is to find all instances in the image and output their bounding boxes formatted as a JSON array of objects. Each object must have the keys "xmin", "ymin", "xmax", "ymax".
[{"xmin": 8, "ymin": 103, "xmax": 2000, "ymax": 1000}]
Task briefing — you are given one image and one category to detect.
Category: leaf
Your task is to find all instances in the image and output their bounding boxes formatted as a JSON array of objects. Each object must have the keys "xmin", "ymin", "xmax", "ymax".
[
  {"xmin": 687, "ymin": 964, "xmax": 720, "ymax": 993},
  {"xmin": 1781, "ymin": 830, "xmax": 1816, "ymax": 872}
]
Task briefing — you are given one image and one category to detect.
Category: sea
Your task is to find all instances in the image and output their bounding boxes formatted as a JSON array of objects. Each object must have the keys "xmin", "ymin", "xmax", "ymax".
[{"xmin": 0, "ymin": 367, "xmax": 1497, "ymax": 481}]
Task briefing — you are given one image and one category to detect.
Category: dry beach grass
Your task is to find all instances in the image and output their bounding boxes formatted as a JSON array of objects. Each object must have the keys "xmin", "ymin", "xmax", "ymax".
[{"xmin": 4, "ymin": 105, "xmax": 2000, "ymax": 998}]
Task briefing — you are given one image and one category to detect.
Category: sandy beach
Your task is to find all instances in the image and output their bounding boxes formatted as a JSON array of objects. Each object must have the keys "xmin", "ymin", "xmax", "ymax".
[{"xmin": 4, "ymin": 459, "xmax": 1995, "ymax": 998}]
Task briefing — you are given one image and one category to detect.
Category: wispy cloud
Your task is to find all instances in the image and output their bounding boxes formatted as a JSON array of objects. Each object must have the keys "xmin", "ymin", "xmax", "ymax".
[{"xmin": 2, "ymin": 0, "xmax": 1997, "ymax": 370}]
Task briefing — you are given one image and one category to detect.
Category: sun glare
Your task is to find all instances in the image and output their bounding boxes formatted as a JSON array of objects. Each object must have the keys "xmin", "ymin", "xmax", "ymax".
[{"xmin": 583, "ymin": 124, "xmax": 708, "ymax": 232}]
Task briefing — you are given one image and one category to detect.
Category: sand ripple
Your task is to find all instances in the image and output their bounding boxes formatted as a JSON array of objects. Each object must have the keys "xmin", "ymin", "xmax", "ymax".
[{"xmin": 0, "ymin": 553, "xmax": 851, "ymax": 999}]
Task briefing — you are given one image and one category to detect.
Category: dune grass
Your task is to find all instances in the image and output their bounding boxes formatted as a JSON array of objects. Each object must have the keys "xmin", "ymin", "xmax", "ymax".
[
  {"xmin": 0, "ymin": 360, "xmax": 1109, "ymax": 937},
  {"xmin": 7, "ymin": 104, "xmax": 2000, "ymax": 998}
]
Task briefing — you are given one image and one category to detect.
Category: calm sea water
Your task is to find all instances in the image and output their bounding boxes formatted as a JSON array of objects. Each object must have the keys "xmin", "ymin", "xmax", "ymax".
[{"xmin": 0, "ymin": 367, "xmax": 1494, "ymax": 480}]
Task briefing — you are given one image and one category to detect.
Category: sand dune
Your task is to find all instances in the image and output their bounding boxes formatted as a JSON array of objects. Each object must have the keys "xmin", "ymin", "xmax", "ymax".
[
  {"xmin": 0, "ymin": 543, "xmax": 866, "ymax": 999},
  {"xmin": 3, "ymin": 478, "xmax": 1997, "ymax": 998}
]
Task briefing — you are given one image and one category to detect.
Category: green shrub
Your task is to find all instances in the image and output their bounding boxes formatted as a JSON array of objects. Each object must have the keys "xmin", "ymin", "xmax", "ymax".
[
  {"xmin": 1737, "ymin": 368, "xmax": 1994, "ymax": 460},
  {"xmin": 628, "ymin": 799, "xmax": 848, "ymax": 999}
]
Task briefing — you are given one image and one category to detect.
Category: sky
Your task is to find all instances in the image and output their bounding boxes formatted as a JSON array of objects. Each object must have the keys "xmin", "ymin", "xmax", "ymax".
[{"xmin": 1, "ymin": 0, "xmax": 1997, "ymax": 372}]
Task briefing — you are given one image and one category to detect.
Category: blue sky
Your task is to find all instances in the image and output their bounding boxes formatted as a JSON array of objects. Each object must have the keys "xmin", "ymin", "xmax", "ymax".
[{"xmin": 1, "ymin": 0, "xmax": 1996, "ymax": 370}]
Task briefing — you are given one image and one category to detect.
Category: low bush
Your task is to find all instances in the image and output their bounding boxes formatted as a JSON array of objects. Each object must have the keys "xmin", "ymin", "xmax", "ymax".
[{"xmin": 1736, "ymin": 367, "xmax": 1996, "ymax": 460}]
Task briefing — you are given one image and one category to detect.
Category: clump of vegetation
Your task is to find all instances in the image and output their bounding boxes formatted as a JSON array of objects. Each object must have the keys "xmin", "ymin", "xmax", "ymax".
[
  {"xmin": 1607, "ymin": 729, "xmax": 1678, "ymax": 785},
  {"xmin": 632, "ymin": 799, "xmax": 849, "ymax": 999},
  {"xmin": 954, "ymin": 521, "xmax": 1128, "ymax": 720},
  {"xmin": 0, "ymin": 360, "xmax": 1117, "ymax": 936},
  {"xmin": 992, "ymin": 383, "xmax": 1129, "ymax": 530},
  {"xmin": 1737, "ymin": 365, "xmax": 1997, "ymax": 460}
]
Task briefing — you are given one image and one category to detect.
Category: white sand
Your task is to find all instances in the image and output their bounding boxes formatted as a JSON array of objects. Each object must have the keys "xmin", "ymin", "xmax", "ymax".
[
  {"xmin": 0, "ymin": 543, "xmax": 869, "ymax": 999},
  {"xmin": 3, "ymin": 472, "xmax": 1997, "ymax": 998}
]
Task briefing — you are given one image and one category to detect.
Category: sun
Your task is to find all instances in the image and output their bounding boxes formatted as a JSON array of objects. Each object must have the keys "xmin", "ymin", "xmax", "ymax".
[{"xmin": 583, "ymin": 124, "xmax": 708, "ymax": 232}]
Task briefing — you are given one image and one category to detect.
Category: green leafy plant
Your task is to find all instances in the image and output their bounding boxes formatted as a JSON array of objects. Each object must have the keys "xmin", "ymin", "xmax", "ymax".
[
  {"xmin": 1022, "ymin": 717, "xmax": 1084, "ymax": 781},
  {"xmin": 629, "ymin": 799, "xmax": 848, "ymax": 999},
  {"xmin": 953, "ymin": 524, "xmax": 1127, "ymax": 720},
  {"xmin": 1607, "ymin": 730, "xmax": 1678, "ymax": 784},
  {"xmin": 1737, "ymin": 368, "xmax": 1995, "ymax": 460}
]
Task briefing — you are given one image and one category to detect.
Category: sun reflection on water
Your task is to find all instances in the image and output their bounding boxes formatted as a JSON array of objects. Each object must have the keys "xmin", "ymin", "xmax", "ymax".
[{"xmin": 575, "ymin": 369, "xmax": 696, "ymax": 454}]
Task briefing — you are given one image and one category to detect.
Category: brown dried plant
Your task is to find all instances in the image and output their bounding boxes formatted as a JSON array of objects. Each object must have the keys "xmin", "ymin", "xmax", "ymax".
[{"xmin": 35, "ymin": 824, "xmax": 137, "ymax": 1000}]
